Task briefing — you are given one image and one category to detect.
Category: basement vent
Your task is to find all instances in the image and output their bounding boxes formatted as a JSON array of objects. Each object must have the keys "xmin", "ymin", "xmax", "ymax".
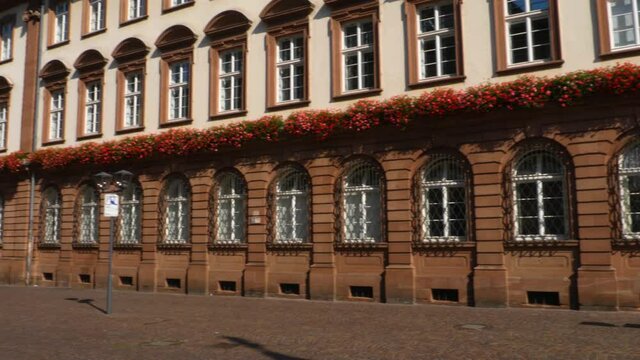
[
  {"xmin": 43, "ymin": 272, "xmax": 54, "ymax": 281},
  {"xmin": 350, "ymin": 286, "xmax": 374, "ymax": 299},
  {"xmin": 432, "ymin": 289, "xmax": 459, "ymax": 302},
  {"xmin": 527, "ymin": 291, "xmax": 560, "ymax": 306},
  {"xmin": 79, "ymin": 274, "xmax": 91, "ymax": 284},
  {"xmin": 280, "ymin": 283, "xmax": 300, "ymax": 295},
  {"xmin": 119, "ymin": 276, "xmax": 134, "ymax": 286},
  {"xmin": 219, "ymin": 281, "xmax": 236, "ymax": 292},
  {"xmin": 166, "ymin": 278, "xmax": 181, "ymax": 289}
]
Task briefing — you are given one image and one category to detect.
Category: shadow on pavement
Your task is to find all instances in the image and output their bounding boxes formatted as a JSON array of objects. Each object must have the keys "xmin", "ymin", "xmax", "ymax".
[
  {"xmin": 223, "ymin": 336, "xmax": 308, "ymax": 360},
  {"xmin": 64, "ymin": 297, "xmax": 107, "ymax": 314}
]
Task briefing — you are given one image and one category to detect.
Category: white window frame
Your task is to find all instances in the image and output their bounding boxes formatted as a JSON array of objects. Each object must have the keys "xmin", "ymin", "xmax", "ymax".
[
  {"xmin": 276, "ymin": 35, "xmax": 304, "ymax": 103},
  {"xmin": 89, "ymin": 0, "xmax": 106, "ymax": 33},
  {"xmin": 417, "ymin": 2, "xmax": 457, "ymax": 80},
  {"xmin": 274, "ymin": 169, "xmax": 309, "ymax": 243},
  {"xmin": 79, "ymin": 187, "xmax": 99, "ymax": 244},
  {"xmin": 512, "ymin": 151, "xmax": 568, "ymax": 241},
  {"xmin": 128, "ymin": 0, "xmax": 145, "ymax": 20},
  {"xmin": 219, "ymin": 48, "xmax": 243, "ymax": 113},
  {"xmin": 49, "ymin": 90, "xmax": 64, "ymax": 141},
  {"xmin": 342, "ymin": 162, "xmax": 382, "ymax": 243},
  {"xmin": 54, "ymin": 1, "xmax": 69, "ymax": 44},
  {"xmin": 504, "ymin": 0, "xmax": 551, "ymax": 66},
  {"xmin": 171, "ymin": 0, "xmax": 191, "ymax": 7},
  {"xmin": 215, "ymin": 173, "xmax": 246, "ymax": 244},
  {"xmin": 0, "ymin": 102, "xmax": 7, "ymax": 149},
  {"xmin": 0, "ymin": 21, "xmax": 12, "ymax": 61},
  {"xmin": 84, "ymin": 81, "xmax": 101, "ymax": 134},
  {"xmin": 341, "ymin": 18, "xmax": 375, "ymax": 92},
  {"xmin": 607, "ymin": 0, "xmax": 640, "ymax": 50},
  {"xmin": 164, "ymin": 179, "xmax": 189, "ymax": 244},
  {"xmin": 43, "ymin": 188, "xmax": 61, "ymax": 244},
  {"xmin": 421, "ymin": 157, "xmax": 467, "ymax": 242},
  {"xmin": 168, "ymin": 61, "xmax": 189, "ymax": 120},
  {"xmin": 119, "ymin": 183, "xmax": 141, "ymax": 244},
  {"xmin": 124, "ymin": 71, "xmax": 142, "ymax": 128}
]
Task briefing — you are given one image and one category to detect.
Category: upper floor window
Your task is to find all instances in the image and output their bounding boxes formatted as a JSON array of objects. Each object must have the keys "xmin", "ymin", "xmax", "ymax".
[
  {"xmin": 169, "ymin": 61, "xmax": 189, "ymax": 120},
  {"xmin": 84, "ymin": 81, "xmax": 101, "ymax": 134},
  {"xmin": 0, "ymin": 18, "xmax": 14, "ymax": 61},
  {"xmin": 0, "ymin": 102, "xmax": 7, "ymax": 150},
  {"xmin": 341, "ymin": 160, "xmax": 384, "ymax": 243},
  {"xmin": 277, "ymin": 36, "xmax": 305, "ymax": 103},
  {"xmin": 128, "ymin": 0, "xmax": 146, "ymax": 20},
  {"xmin": 418, "ymin": 2, "xmax": 456, "ymax": 79},
  {"xmin": 342, "ymin": 19, "xmax": 375, "ymax": 92},
  {"xmin": 77, "ymin": 185, "xmax": 99, "ymax": 244},
  {"xmin": 172, "ymin": 0, "xmax": 191, "ymax": 5},
  {"xmin": 41, "ymin": 187, "xmax": 62, "ymax": 245},
  {"xmin": 512, "ymin": 150, "xmax": 567, "ymax": 241},
  {"xmin": 608, "ymin": 0, "xmax": 640, "ymax": 49},
  {"xmin": 161, "ymin": 176, "xmax": 190, "ymax": 244},
  {"xmin": 219, "ymin": 49, "xmax": 243, "ymax": 113},
  {"xmin": 74, "ymin": 50, "xmax": 107, "ymax": 138},
  {"xmin": 119, "ymin": 182, "xmax": 142, "ymax": 244},
  {"xmin": 493, "ymin": 0, "xmax": 561, "ymax": 73},
  {"xmin": 420, "ymin": 155, "xmax": 468, "ymax": 242},
  {"xmin": 88, "ymin": 0, "xmax": 106, "ymax": 33},
  {"xmin": 51, "ymin": 1, "xmax": 70, "ymax": 45},
  {"xmin": 273, "ymin": 168, "xmax": 310, "ymax": 243},
  {"xmin": 163, "ymin": 0, "xmax": 193, "ymax": 11},
  {"xmin": 214, "ymin": 172, "xmax": 247, "ymax": 244},
  {"xmin": 124, "ymin": 72, "xmax": 143, "ymax": 128},
  {"xmin": 40, "ymin": 60, "xmax": 70, "ymax": 144},
  {"xmin": 49, "ymin": 90, "xmax": 65, "ymax": 141}
]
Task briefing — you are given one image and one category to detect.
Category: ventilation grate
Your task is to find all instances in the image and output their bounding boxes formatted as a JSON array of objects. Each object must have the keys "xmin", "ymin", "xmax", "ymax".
[
  {"xmin": 350, "ymin": 286, "xmax": 374, "ymax": 299},
  {"xmin": 432, "ymin": 289, "xmax": 459, "ymax": 302},
  {"xmin": 527, "ymin": 291, "xmax": 560, "ymax": 306}
]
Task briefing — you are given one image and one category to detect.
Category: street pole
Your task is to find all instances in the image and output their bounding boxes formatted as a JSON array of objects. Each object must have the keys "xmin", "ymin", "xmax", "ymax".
[{"xmin": 107, "ymin": 217, "xmax": 115, "ymax": 315}]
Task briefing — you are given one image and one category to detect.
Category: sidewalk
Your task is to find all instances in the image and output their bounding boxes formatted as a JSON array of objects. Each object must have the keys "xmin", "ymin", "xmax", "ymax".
[{"xmin": 0, "ymin": 286, "xmax": 639, "ymax": 360}]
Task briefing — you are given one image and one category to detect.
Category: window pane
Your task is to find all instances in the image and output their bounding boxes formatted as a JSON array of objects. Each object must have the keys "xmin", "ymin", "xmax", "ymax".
[
  {"xmin": 507, "ymin": 0, "xmax": 526, "ymax": 15},
  {"xmin": 419, "ymin": 7, "xmax": 436, "ymax": 33}
]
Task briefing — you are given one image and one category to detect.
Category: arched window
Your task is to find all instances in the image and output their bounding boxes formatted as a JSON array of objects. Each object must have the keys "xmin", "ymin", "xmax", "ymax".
[
  {"xmin": 619, "ymin": 143, "xmax": 640, "ymax": 238},
  {"xmin": 162, "ymin": 176, "xmax": 190, "ymax": 244},
  {"xmin": 342, "ymin": 160, "xmax": 384, "ymax": 243},
  {"xmin": 214, "ymin": 172, "xmax": 246, "ymax": 244},
  {"xmin": 0, "ymin": 195, "xmax": 4, "ymax": 244},
  {"xmin": 512, "ymin": 150, "xmax": 567, "ymax": 240},
  {"xmin": 78, "ymin": 185, "xmax": 99, "ymax": 244},
  {"xmin": 119, "ymin": 182, "xmax": 142, "ymax": 244},
  {"xmin": 42, "ymin": 187, "xmax": 62, "ymax": 244},
  {"xmin": 421, "ymin": 155, "xmax": 467, "ymax": 241},
  {"xmin": 274, "ymin": 168, "xmax": 310, "ymax": 243}
]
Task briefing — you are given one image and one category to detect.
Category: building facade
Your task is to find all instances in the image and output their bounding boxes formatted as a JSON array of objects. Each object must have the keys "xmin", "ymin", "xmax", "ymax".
[{"xmin": 0, "ymin": 0, "xmax": 639, "ymax": 310}]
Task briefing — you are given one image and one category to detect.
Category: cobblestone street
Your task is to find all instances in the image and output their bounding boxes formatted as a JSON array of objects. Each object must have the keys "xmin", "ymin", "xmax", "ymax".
[{"xmin": 1, "ymin": 286, "xmax": 639, "ymax": 360}]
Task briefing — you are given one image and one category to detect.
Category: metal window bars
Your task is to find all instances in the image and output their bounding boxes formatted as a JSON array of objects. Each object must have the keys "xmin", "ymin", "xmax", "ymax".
[
  {"xmin": 274, "ymin": 168, "xmax": 310, "ymax": 244},
  {"xmin": 214, "ymin": 172, "xmax": 246, "ymax": 244},
  {"xmin": 116, "ymin": 182, "xmax": 142, "ymax": 245},
  {"xmin": 40, "ymin": 187, "xmax": 62, "ymax": 245},
  {"xmin": 161, "ymin": 177, "xmax": 190, "ymax": 244},
  {"xmin": 619, "ymin": 143, "xmax": 640, "ymax": 239},
  {"xmin": 341, "ymin": 161, "xmax": 383, "ymax": 243}
]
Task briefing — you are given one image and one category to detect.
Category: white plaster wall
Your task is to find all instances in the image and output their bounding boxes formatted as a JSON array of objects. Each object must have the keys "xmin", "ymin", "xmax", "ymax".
[{"xmin": 30, "ymin": 0, "xmax": 640, "ymax": 150}]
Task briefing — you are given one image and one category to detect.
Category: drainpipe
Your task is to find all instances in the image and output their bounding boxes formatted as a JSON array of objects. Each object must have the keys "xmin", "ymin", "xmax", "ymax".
[{"xmin": 25, "ymin": 0, "xmax": 45, "ymax": 286}]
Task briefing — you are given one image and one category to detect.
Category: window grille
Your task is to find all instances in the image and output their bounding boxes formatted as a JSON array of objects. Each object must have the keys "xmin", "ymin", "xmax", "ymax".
[
  {"xmin": 0, "ymin": 102, "xmax": 7, "ymax": 149},
  {"xmin": 118, "ymin": 182, "xmax": 142, "ymax": 244},
  {"xmin": 54, "ymin": 2, "xmax": 69, "ymax": 43},
  {"xmin": 169, "ymin": 61, "xmax": 189, "ymax": 120},
  {"xmin": 341, "ymin": 161, "xmax": 383, "ymax": 243},
  {"xmin": 161, "ymin": 177, "xmax": 190, "ymax": 244},
  {"xmin": 417, "ymin": 2, "xmax": 456, "ymax": 79},
  {"xmin": 41, "ymin": 187, "xmax": 62, "ymax": 245},
  {"xmin": 608, "ymin": 0, "xmax": 640, "ymax": 49},
  {"xmin": 274, "ymin": 168, "xmax": 310, "ymax": 244},
  {"xmin": 219, "ymin": 49, "xmax": 243, "ymax": 112},
  {"xmin": 619, "ymin": 143, "xmax": 640, "ymax": 239},
  {"xmin": 77, "ymin": 185, "xmax": 99, "ymax": 244},
  {"xmin": 124, "ymin": 72, "xmax": 142, "ymax": 128},
  {"xmin": 421, "ymin": 155, "xmax": 467, "ymax": 242},
  {"xmin": 49, "ymin": 90, "xmax": 64, "ymax": 140},
  {"xmin": 89, "ymin": 0, "xmax": 105, "ymax": 32},
  {"xmin": 342, "ymin": 19, "xmax": 375, "ymax": 92},
  {"xmin": 84, "ymin": 81, "xmax": 101, "ymax": 134},
  {"xmin": 504, "ymin": 0, "xmax": 551, "ymax": 65},
  {"xmin": 512, "ymin": 150, "xmax": 567, "ymax": 241},
  {"xmin": 214, "ymin": 172, "xmax": 246, "ymax": 244},
  {"xmin": 277, "ymin": 36, "xmax": 304, "ymax": 103}
]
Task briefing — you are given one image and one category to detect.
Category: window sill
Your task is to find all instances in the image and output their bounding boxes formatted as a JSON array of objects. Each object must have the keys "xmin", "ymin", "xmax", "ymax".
[
  {"xmin": 113, "ymin": 243, "xmax": 142, "ymax": 250},
  {"xmin": 210, "ymin": 110, "xmax": 248, "ymax": 121},
  {"xmin": 159, "ymin": 118, "xmax": 193, "ymax": 128},
  {"xmin": 266, "ymin": 100, "xmax": 311, "ymax": 112},
  {"xmin": 0, "ymin": 58, "xmax": 13, "ymax": 66},
  {"xmin": 119, "ymin": 15, "xmax": 148, "ymax": 28},
  {"xmin": 408, "ymin": 75, "xmax": 466, "ymax": 90},
  {"xmin": 0, "ymin": 148, "xmax": 6, "ymax": 154},
  {"xmin": 504, "ymin": 239, "xmax": 579, "ymax": 250},
  {"xmin": 332, "ymin": 88, "xmax": 382, "ymax": 102},
  {"xmin": 162, "ymin": 1, "xmax": 195, "ymax": 14},
  {"xmin": 157, "ymin": 243, "xmax": 191, "ymax": 251},
  {"xmin": 496, "ymin": 60, "xmax": 564, "ymax": 77},
  {"xmin": 612, "ymin": 238, "xmax": 640, "ymax": 250},
  {"xmin": 72, "ymin": 243, "xmax": 99, "ymax": 250},
  {"xmin": 77, "ymin": 133, "xmax": 102, "ymax": 141},
  {"xmin": 115, "ymin": 126, "xmax": 145, "ymax": 135},
  {"xmin": 81, "ymin": 28, "xmax": 107, "ymax": 40},
  {"xmin": 208, "ymin": 242, "xmax": 248, "ymax": 252},
  {"xmin": 42, "ymin": 139, "xmax": 65, "ymax": 147},
  {"xmin": 334, "ymin": 242, "xmax": 388, "ymax": 253},
  {"xmin": 600, "ymin": 46, "xmax": 640, "ymax": 61},
  {"xmin": 412, "ymin": 240, "xmax": 476, "ymax": 250},
  {"xmin": 267, "ymin": 242, "xmax": 313, "ymax": 252},
  {"xmin": 47, "ymin": 40, "xmax": 70, "ymax": 50},
  {"xmin": 38, "ymin": 243, "xmax": 61, "ymax": 250}
]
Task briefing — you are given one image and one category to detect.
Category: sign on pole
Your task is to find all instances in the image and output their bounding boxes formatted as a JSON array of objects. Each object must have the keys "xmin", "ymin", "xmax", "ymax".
[{"xmin": 104, "ymin": 194, "xmax": 119, "ymax": 217}]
